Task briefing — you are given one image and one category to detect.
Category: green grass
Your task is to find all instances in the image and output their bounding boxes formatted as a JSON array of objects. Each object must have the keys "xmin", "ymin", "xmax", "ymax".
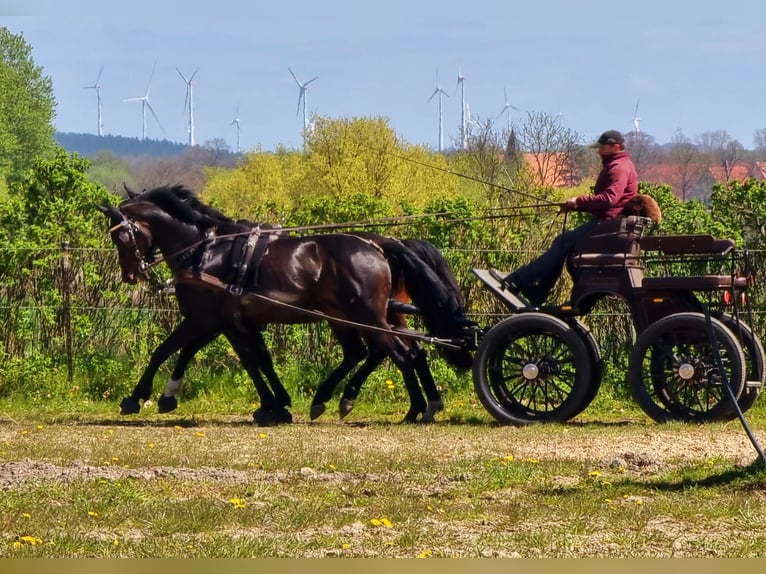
[{"xmin": 1, "ymin": 390, "xmax": 766, "ymax": 557}]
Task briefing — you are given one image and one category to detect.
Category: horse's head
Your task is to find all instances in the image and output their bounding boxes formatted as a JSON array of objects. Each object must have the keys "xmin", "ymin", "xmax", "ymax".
[{"xmin": 97, "ymin": 202, "xmax": 155, "ymax": 284}]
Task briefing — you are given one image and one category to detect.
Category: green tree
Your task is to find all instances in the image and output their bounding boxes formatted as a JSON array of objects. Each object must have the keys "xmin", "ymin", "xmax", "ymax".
[
  {"xmin": 0, "ymin": 148, "xmax": 117, "ymax": 249},
  {"xmin": 0, "ymin": 27, "xmax": 56, "ymax": 185}
]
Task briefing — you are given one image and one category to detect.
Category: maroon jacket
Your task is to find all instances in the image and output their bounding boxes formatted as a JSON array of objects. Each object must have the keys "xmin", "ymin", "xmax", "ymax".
[{"xmin": 574, "ymin": 150, "xmax": 638, "ymax": 219}]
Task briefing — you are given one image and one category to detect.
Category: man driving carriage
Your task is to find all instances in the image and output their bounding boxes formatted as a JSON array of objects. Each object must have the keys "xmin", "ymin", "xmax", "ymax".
[{"xmin": 494, "ymin": 129, "xmax": 638, "ymax": 307}]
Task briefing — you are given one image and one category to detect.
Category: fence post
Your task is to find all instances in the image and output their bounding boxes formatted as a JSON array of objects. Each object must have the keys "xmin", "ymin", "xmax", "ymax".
[{"xmin": 60, "ymin": 240, "xmax": 73, "ymax": 382}]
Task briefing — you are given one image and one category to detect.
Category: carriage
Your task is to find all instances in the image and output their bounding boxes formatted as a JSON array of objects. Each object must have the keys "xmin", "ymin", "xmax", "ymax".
[
  {"xmin": 100, "ymin": 186, "xmax": 764, "ymax": 427},
  {"xmin": 471, "ymin": 214, "xmax": 764, "ymax": 425}
]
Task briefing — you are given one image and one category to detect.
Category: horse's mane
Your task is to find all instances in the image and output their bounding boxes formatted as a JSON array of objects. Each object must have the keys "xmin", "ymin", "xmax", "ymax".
[{"xmin": 136, "ymin": 185, "xmax": 243, "ymax": 233}]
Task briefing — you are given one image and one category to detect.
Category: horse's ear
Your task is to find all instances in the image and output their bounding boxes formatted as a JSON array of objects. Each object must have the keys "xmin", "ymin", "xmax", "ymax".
[
  {"xmin": 123, "ymin": 182, "xmax": 139, "ymax": 199},
  {"xmin": 95, "ymin": 203, "xmax": 110, "ymax": 215}
]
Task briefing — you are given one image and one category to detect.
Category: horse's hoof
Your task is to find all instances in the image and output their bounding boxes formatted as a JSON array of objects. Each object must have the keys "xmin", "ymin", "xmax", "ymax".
[
  {"xmin": 120, "ymin": 397, "xmax": 141, "ymax": 415},
  {"xmin": 310, "ymin": 403, "xmax": 326, "ymax": 421},
  {"xmin": 423, "ymin": 400, "xmax": 444, "ymax": 423},
  {"xmin": 157, "ymin": 395, "xmax": 178, "ymax": 414},
  {"xmin": 253, "ymin": 408, "xmax": 275, "ymax": 427},
  {"xmin": 339, "ymin": 398, "xmax": 355, "ymax": 419},
  {"xmin": 272, "ymin": 408, "xmax": 293, "ymax": 424},
  {"xmin": 401, "ymin": 409, "xmax": 421, "ymax": 424}
]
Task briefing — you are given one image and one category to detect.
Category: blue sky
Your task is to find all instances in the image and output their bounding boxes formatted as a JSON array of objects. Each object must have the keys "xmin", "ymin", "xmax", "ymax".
[{"xmin": 5, "ymin": 0, "xmax": 766, "ymax": 152}]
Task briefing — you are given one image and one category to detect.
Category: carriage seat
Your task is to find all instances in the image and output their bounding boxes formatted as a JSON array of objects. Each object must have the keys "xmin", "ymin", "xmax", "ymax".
[
  {"xmin": 567, "ymin": 215, "xmax": 652, "ymax": 272},
  {"xmin": 637, "ymin": 234, "xmax": 745, "ymax": 291}
]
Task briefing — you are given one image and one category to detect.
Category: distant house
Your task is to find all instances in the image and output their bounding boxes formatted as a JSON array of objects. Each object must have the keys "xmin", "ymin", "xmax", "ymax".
[
  {"xmin": 639, "ymin": 163, "xmax": 715, "ymax": 202},
  {"xmin": 708, "ymin": 161, "xmax": 763, "ymax": 184},
  {"xmin": 522, "ymin": 152, "xmax": 581, "ymax": 188}
]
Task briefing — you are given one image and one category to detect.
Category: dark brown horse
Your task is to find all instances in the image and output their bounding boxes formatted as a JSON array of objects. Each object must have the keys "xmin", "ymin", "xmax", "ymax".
[{"xmin": 99, "ymin": 185, "xmax": 474, "ymax": 423}]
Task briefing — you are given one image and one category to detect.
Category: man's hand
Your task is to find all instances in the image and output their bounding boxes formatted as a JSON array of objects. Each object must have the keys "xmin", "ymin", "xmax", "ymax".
[{"xmin": 560, "ymin": 198, "xmax": 577, "ymax": 213}]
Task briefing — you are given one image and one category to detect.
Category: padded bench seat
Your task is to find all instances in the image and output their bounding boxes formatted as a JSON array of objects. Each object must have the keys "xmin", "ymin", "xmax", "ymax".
[
  {"xmin": 641, "ymin": 275, "xmax": 748, "ymax": 291},
  {"xmin": 639, "ymin": 235, "xmax": 736, "ymax": 256}
]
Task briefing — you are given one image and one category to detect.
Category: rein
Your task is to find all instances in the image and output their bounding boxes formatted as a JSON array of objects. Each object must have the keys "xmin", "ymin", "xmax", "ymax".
[{"xmin": 173, "ymin": 270, "xmax": 465, "ymax": 350}]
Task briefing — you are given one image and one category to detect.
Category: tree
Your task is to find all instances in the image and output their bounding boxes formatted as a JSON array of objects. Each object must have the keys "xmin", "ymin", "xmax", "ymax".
[
  {"xmin": 752, "ymin": 128, "xmax": 766, "ymax": 159},
  {"xmin": 695, "ymin": 129, "xmax": 744, "ymax": 181},
  {"xmin": 623, "ymin": 131, "xmax": 660, "ymax": 175},
  {"xmin": 667, "ymin": 129, "xmax": 708, "ymax": 201},
  {"xmin": 0, "ymin": 27, "xmax": 56, "ymax": 181},
  {"xmin": 514, "ymin": 111, "xmax": 582, "ymax": 190}
]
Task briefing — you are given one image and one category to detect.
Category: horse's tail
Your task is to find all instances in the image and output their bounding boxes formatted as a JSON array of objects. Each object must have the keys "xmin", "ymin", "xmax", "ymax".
[{"xmin": 377, "ymin": 237, "xmax": 475, "ymax": 370}]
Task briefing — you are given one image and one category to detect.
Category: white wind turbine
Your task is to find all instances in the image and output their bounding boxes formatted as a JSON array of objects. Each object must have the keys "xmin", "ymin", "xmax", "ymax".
[
  {"xmin": 496, "ymin": 87, "xmax": 519, "ymax": 132},
  {"xmin": 177, "ymin": 67, "xmax": 198, "ymax": 146},
  {"xmin": 124, "ymin": 62, "xmax": 163, "ymax": 140},
  {"xmin": 84, "ymin": 65, "xmax": 104, "ymax": 136},
  {"xmin": 633, "ymin": 99, "xmax": 642, "ymax": 134},
  {"xmin": 230, "ymin": 104, "xmax": 241, "ymax": 154},
  {"xmin": 288, "ymin": 67, "xmax": 318, "ymax": 141},
  {"xmin": 427, "ymin": 68, "xmax": 449, "ymax": 152},
  {"xmin": 455, "ymin": 68, "xmax": 467, "ymax": 150}
]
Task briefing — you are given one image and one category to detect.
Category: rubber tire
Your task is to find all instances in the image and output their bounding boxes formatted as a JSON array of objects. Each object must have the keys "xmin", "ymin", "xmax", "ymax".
[
  {"xmin": 713, "ymin": 312, "xmax": 764, "ymax": 414},
  {"xmin": 628, "ymin": 312, "xmax": 746, "ymax": 423},
  {"xmin": 566, "ymin": 318, "xmax": 603, "ymax": 418},
  {"xmin": 472, "ymin": 313, "xmax": 594, "ymax": 425}
]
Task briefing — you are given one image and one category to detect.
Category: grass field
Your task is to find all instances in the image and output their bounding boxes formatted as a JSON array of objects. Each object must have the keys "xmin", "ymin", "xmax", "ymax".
[{"xmin": 1, "ymin": 390, "xmax": 766, "ymax": 558}]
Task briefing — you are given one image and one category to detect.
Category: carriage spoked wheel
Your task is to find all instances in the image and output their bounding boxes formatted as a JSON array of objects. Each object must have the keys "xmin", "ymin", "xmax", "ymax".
[
  {"xmin": 627, "ymin": 312, "xmax": 747, "ymax": 423},
  {"xmin": 712, "ymin": 312, "xmax": 764, "ymax": 416},
  {"xmin": 472, "ymin": 313, "xmax": 595, "ymax": 425}
]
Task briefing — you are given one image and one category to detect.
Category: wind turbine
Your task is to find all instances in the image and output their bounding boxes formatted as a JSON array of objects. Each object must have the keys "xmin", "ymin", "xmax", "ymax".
[
  {"xmin": 124, "ymin": 62, "xmax": 163, "ymax": 140},
  {"xmin": 427, "ymin": 68, "xmax": 449, "ymax": 152},
  {"xmin": 632, "ymin": 99, "xmax": 642, "ymax": 134},
  {"xmin": 230, "ymin": 104, "xmax": 241, "ymax": 154},
  {"xmin": 177, "ymin": 67, "xmax": 198, "ymax": 146},
  {"xmin": 455, "ymin": 68, "xmax": 467, "ymax": 150},
  {"xmin": 84, "ymin": 65, "xmax": 104, "ymax": 136},
  {"xmin": 496, "ymin": 87, "xmax": 519, "ymax": 132},
  {"xmin": 288, "ymin": 67, "xmax": 318, "ymax": 141}
]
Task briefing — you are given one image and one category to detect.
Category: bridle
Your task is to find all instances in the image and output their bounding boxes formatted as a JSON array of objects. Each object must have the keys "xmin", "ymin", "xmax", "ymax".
[
  {"xmin": 107, "ymin": 205, "xmax": 217, "ymax": 277},
  {"xmin": 108, "ymin": 211, "xmax": 156, "ymax": 275}
]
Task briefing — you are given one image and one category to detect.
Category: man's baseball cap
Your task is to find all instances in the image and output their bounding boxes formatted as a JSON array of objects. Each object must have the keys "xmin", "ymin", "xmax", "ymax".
[{"xmin": 590, "ymin": 130, "xmax": 625, "ymax": 147}]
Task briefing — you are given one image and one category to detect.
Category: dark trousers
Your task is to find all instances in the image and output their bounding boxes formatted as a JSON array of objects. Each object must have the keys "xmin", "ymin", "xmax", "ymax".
[{"xmin": 510, "ymin": 217, "xmax": 600, "ymax": 304}]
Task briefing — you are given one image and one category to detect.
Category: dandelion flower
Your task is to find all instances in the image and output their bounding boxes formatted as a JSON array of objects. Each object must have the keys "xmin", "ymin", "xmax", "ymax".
[
  {"xmin": 418, "ymin": 549, "xmax": 433, "ymax": 558},
  {"xmin": 588, "ymin": 470, "xmax": 602, "ymax": 478},
  {"xmin": 22, "ymin": 512, "xmax": 31, "ymax": 519},
  {"xmin": 88, "ymin": 511, "xmax": 98, "ymax": 517},
  {"xmin": 229, "ymin": 498, "xmax": 247, "ymax": 509},
  {"xmin": 259, "ymin": 432, "xmax": 268, "ymax": 439},
  {"xmin": 17, "ymin": 535, "xmax": 43, "ymax": 546}
]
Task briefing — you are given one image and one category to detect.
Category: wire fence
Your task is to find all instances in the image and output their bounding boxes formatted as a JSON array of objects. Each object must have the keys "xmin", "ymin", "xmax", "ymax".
[{"xmin": 1, "ymin": 243, "xmax": 765, "ymax": 388}]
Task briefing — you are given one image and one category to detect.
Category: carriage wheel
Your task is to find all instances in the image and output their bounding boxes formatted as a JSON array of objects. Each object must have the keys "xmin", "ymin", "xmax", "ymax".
[
  {"xmin": 472, "ymin": 313, "xmax": 595, "ymax": 425},
  {"xmin": 627, "ymin": 312, "xmax": 746, "ymax": 423},
  {"xmin": 567, "ymin": 318, "xmax": 603, "ymax": 418},
  {"xmin": 713, "ymin": 312, "xmax": 764, "ymax": 415}
]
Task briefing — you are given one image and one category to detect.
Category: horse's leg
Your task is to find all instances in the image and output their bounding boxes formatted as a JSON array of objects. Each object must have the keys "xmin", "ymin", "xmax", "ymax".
[
  {"xmin": 409, "ymin": 342, "xmax": 444, "ymax": 423},
  {"xmin": 223, "ymin": 328, "xmax": 291, "ymax": 426},
  {"xmin": 309, "ymin": 327, "xmax": 367, "ymax": 421},
  {"xmin": 364, "ymin": 332, "xmax": 426, "ymax": 424},
  {"xmin": 247, "ymin": 326, "xmax": 291, "ymax": 410},
  {"xmin": 121, "ymin": 317, "xmax": 200, "ymax": 415},
  {"xmin": 337, "ymin": 347, "xmax": 387, "ymax": 418},
  {"xmin": 156, "ymin": 331, "xmax": 219, "ymax": 414}
]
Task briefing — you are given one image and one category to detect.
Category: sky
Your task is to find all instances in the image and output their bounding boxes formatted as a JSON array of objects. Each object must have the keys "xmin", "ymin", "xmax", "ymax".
[{"xmin": 4, "ymin": 0, "xmax": 766, "ymax": 153}]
